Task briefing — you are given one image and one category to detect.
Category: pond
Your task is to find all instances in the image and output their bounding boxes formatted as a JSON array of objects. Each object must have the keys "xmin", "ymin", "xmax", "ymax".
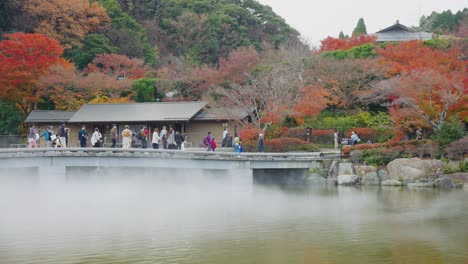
[{"xmin": 0, "ymin": 169, "xmax": 467, "ymax": 264}]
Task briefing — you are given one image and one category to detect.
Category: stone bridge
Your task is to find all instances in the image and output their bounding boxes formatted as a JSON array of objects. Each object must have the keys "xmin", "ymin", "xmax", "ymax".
[{"xmin": 0, "ymin": 148, "xmax": 340, "ymax": 183}]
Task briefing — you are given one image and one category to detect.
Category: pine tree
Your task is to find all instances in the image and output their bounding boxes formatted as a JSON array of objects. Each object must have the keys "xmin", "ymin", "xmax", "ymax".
[
  {"xmin": 352, "ymin": 18, "xmax": 367, "ymax": 37},
  {"xmin": 338, "ymin": 30, "xmax": 345, "ymax": 39}
]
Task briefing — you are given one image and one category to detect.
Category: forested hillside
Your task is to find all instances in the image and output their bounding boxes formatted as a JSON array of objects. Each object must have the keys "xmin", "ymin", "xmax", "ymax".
[{"xmin": 0, "ymin": 0, "xmax": 301, "ymax": 67}]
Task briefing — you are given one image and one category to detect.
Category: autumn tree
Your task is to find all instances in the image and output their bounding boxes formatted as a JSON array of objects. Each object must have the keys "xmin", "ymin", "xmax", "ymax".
[
  {"xmin": 319, "ymin": 35, "xmax": 376, "ymax": 53},
  {"xmin": 0, "ymin": 33, "xmax": 68, "ymax": 114},
  {"xmin": 305, "ymin": 56, "xmax": 385, "ymax": 110},
  {"xmin": 26, "ymin": 0, "xmax": 111, "ymax": 49},
  {"xmin": 84, "ymin": 53, "xmax": 146, "ymax": 80}
]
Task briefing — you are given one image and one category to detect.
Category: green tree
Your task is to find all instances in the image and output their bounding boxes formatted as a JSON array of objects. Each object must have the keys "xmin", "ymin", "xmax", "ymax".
[
  {"xmin": 339, "ymin": 30, "xmax": 345, "ymax": 39},
  {"xmin": 352, "ymin": 18, "xmax": 367, "ymax": 36},
  {"xmin": 65, "ymin": 34, "xmax": 120, "ymax": 69},
  {"xmin": 132, "ymin": 78, "xmax": 164, "ymax": 102},
  {"xmin": 0, "ymin": 100, "xmax": 24, "ymax": 135},
  {"xmin": 432, "ymin": 118, "xmax": 466, "ymax": 151}
]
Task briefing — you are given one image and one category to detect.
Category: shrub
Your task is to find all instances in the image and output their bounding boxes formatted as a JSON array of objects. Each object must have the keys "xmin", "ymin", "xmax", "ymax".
[
  {"xmin": 445, "ymin": 136, "xmax": 468, "ymax": 160},
  {"xmin": 265, "ymin": 137, "xmax": 317, "ymax": 152},
  {"xmin": 432, "ymin": 119, "xmax": 465, "ymax": 151}
]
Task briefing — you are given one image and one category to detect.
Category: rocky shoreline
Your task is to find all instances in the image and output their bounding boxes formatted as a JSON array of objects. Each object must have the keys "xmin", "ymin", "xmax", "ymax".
[{"xmin": 322, "ymin": 158, "xmax": 467, "ymax": 189}]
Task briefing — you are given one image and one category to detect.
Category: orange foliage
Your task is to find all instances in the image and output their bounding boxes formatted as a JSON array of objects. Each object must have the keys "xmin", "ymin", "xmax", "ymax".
[
  {"xmin": 0, "ymin": 33, "xmax": 67, "ymax": 113},
  {"xmin": 85, "ymin": 53, "xmax": 146, "ymax": 80},
  {"xmin": 293, "ymin": 84, "xmax": 330, "ymax": 119},
  {"xmin": 319, "ymin": 35, "xmax": 377, "ymax": 53},
  {"xmin": 26, "ymin": 0, "xmax": 110, "ymax": 48}
]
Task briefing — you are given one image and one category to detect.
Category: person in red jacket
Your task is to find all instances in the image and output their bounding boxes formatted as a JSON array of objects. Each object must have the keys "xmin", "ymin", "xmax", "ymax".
[{"xmin": 211, "ymin": 138, "xmax": 217, "ymax": 151}]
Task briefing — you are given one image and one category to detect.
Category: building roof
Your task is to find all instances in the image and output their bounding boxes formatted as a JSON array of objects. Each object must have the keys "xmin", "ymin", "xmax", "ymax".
[
  {"xmin": 376, "ymin": 21, "xmax": 413, "ymax": 33},
  {"xmin": 192, "ymin": 107, "xmax": 249, "ymax": 121},
  {"xmin": 25, "ymin": 110, "xmax": 77, "ymax": 123},
  {"xmin": 68, "ymin": 102, "xmax": 207, "ymax": 123},
  {"xmin": 375, "ymin": 20, "xmax": 432, "ymax": 42}
]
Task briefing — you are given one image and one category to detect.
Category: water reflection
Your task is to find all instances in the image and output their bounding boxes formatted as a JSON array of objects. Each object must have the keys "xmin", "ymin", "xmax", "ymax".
[{"xmin": 0, "ymin": 168, "xmax": 466, "ymax": 264}]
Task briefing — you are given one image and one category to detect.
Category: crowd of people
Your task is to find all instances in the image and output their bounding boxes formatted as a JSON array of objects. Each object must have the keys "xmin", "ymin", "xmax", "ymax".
[{"xmin": 27, "ymin": 123, "xmax": 70, "ymax": 148}]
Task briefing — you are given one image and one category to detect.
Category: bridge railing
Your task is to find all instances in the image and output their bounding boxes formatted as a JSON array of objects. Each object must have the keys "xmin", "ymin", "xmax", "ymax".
[{"xmin": 0, "ymin": 147, "xmax": 339, "ymax": 160}]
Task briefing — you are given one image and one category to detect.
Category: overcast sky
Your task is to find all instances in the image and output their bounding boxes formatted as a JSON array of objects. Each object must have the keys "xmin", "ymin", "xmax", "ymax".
[{"xmin": 257, "ymin": 0, "xmax": 467, "ymax": 47}]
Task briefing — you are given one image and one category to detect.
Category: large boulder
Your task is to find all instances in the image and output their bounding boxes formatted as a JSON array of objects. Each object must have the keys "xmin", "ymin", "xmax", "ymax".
[
  {"xmin": 433, "ymin": 177, "xmax": 462, "ymax": 189},
  {"xmin": 378, "ymin": 169, "xmax": 390, "ymax": 181},
  {"xmin": 338, "ymin": 162, "xmax": 355, "ymax": 176},
  {"xmin": 444, "ymin": 173, "xmax": 468, "ymax": 187},
  {"xmin": 355, "ymin": 165, "xmax": 377, "ymax": 177},
  {"xmin": 337, "ymin": 175, "xmax": 360, "ymax": 186},
  {"xmin": 387, "ymin": 158, "xmax": 444, "ymax": 184},
  {"xmin": 361, "ymin": 172, "xmax": 380, "ymax": 185}
]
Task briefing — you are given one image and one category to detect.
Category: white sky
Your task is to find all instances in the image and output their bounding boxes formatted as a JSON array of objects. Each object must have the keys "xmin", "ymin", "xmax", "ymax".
[{"xmin": 257, "ymin": 0, "xmax": 468, "ymax": 47}]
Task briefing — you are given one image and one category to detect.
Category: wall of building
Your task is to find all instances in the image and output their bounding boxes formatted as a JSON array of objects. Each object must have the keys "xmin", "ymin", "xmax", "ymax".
[{"xmin": 185, "ymin": 120, "xmax": 238, "ymax": 147}]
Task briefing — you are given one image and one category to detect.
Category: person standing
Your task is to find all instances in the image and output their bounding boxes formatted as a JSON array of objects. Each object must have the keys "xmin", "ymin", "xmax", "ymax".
[
  {"xmin": 110, "ymin": 124, "xmax": 118, "ymax": 148},
  {"xmin": 350, "ymin": 131, "xmax": 360, "ymax": 145},
  {"xmin": 152, "ymin": 128, "xmax": 160, "ymax": 149},
  {"xmin": 211, "ymin": 138, "xmax": 217, "ymax": 151},
  {"xmin": 58, "ymin": 123, "xmax": 67, "ymax": 148},
  {"xmin": 78, "ymin": 125, "xmax": 88, "ymax": 147},
  {"xmin": 167, "ymin": 129, "xmax": 176, "ymax": 149},
  {"xmin": 160, "ymin": 126, "xmax": 167, "ymax": 149},
  {"xmin": 122, "ymin": 125, "xmax": 132, "ymax": 149},
  {"xmin": 28, "ymin": 125, "xmax": 38, "ymax": 148},
  {"xmin": 222, "ymin": 128, "xmax": 228, "ymax": 147},
  {"xmin": 334, "ymin": 129, "xmax": 339, "ymax": 150},
  {"xmin": 40, "ymin": 126, "xmax": 52, "ymax": 147},
  {"xmin": 233, "ymin": 135, "xmax": 240, "ymax": 153},
  {"xmin": 174, "ymin": 131, "xmax": 184, "ymax": 150},
  {"xmin": 257, "ymin": 133, "xmax": 265, "ymax": 152},
  {"xmin": 140, "ymin": 126, "xmax": 148, "ymax": 149},
  {"xmin": 91, "ymin": 128, "xmax": 102, "ymax": 147}
]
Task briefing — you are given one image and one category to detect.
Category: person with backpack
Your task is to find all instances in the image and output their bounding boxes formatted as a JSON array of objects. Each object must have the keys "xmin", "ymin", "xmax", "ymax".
[
  {"xmin": 203, "ymin": 132, "xmax": 212, "ymax": 151},
  {"xmin": 40, "ymin": 126, "xmax": 52, "ymax": 147}
]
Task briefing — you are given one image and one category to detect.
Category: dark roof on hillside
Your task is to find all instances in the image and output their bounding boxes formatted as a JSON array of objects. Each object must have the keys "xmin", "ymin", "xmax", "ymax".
[
  {"xmin": 193, "ymin": 107, "xmax": 249, "ymax": 121},
  {"xmin": 25, "ymin": 110, "xmax": 77, "ymax": 123},
  {"xmin": 68, "ymin": 102, "xmax": 207, "ymax": 123},
  {"xmin": 376, "ymin": 21, "xmax": 413, "ymax": 33}
]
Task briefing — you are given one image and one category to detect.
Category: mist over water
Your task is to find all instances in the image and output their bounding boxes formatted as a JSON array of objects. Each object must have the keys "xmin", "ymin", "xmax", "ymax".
[{"xmin": 0, "ymin": 168, "xmax": 467, "ymax": 264}]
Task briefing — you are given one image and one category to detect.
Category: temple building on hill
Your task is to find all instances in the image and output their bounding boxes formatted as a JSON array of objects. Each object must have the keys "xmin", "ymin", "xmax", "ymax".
[{"xmin": 375, "ymin": 20, "xmax": 433, "ymax": 42}]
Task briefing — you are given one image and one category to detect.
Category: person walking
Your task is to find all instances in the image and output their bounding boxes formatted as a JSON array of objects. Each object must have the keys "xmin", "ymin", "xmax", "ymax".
[
  {"xmin": 40, "ymin": 126, "xmax": 52, "ymax": 147},
  {"xmin": 122, "ymin": 125, "xmax": 132, "ymax": 149},
  {"xmin": 334, "ymin": 129, "xmax": 339, "ymax": 150},
  {"xmin": 91, "ymin": 128, "xmax": 102, "ymax": 147},
  {"xmin": 222, "ymin": 128, "xmax": 228, "ymax": 147},
  {"xmin": 257, "ymin": 133, "xmax": 265, "ymax": 152},
  {"xmin": 78, "ymin": 125, "xmax": 88, "ymax": 147},
  {"xmin": 110, "ymin": 124, "xmax": 118, "ymax": 148},
  {"xmin": 140, "ymin": 126, "xmax": 148, "ymax": 149},
  {"xmin": 152, "ymin": 128, "xmax": 160, "ymax": 149},
  {"xmin": 204, "ymin": 132, "xmax": 212, "ymax": 151}
]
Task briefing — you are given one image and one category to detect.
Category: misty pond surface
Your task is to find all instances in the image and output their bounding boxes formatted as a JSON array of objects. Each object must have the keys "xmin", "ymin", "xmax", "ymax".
[{"xmin": 0, "ymin": 168, "xmax": 467, "ymax": 264}]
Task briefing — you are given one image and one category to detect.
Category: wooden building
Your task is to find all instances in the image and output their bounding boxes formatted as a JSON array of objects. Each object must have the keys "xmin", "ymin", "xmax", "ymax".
[
  {"xmin": 25, "ymin": 102, "xmax": 247, "ymax": 147},
  {"xmin": 375, "ymin": 21, "xmax": 432, "ymax": 42}
]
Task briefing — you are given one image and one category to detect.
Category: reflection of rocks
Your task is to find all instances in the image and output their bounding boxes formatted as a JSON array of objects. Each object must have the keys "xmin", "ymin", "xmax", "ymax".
[
  {"xmin": 361, "ymin": 172, "xmax": 380, "ymax": 185},
  {"xmin": 381, "ymin": 179, "xmax": 402, "ymax": 186},
  {"xmin": 444, "ymin": 173, "xmax": 468, "ymax": 187},
  {"xmin": 433, "ymin": 177, "xmax": 463, "ymax": 189},
  {"xmin": 387, "ymin": 158, "xmax": 444, "ymax": 184},
  {"xmin": 337, "ymin": 175, "xmax": 360, "ymax": 185}
]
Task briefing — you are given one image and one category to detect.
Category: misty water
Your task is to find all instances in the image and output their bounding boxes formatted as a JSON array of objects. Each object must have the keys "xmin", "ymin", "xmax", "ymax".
[{"xmin": 0, "ymin": 168, "xmax": 467, "ymax": 264}]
